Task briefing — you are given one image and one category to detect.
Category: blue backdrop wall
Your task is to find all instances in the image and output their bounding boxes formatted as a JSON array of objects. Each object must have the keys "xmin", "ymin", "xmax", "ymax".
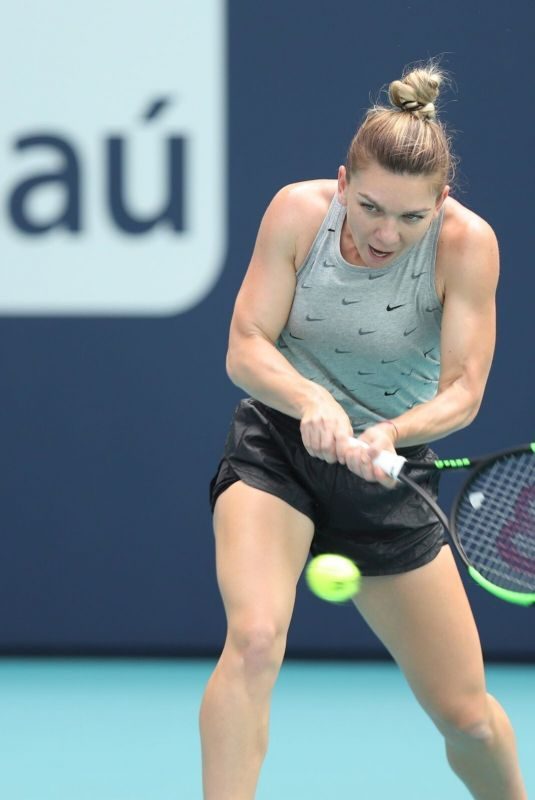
[{"xmin": 0, "ymin": 0, "xmax": 533, "ymax": 659}]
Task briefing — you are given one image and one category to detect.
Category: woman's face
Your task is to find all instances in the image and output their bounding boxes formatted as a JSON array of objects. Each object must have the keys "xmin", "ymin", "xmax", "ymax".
[{"xmin": 337, "ymin": 161, "xmax": 448, "ymax": 267}]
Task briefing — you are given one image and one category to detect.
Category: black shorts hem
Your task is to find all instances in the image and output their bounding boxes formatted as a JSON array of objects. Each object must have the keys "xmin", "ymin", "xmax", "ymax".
[
  {"xmin": 210, "ymin": 458, "xmax": 317, "ymax": 524},
  {"xmin": 311, "ymin": 532, "xmax": 448, "ymax": 577}
]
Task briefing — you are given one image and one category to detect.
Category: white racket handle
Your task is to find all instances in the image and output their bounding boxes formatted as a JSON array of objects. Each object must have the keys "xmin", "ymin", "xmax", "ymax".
[{"xmin": 347, "ymin": 437, "xmax": 406, "ymax": 479}]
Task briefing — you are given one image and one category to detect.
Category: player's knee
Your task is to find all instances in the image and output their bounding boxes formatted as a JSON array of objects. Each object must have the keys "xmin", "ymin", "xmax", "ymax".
[
  {"xmin": 431, "ymin": 698, "xmax": 493, "ymax": 745},
  {"xmin": 447, "ymin": 715, "xmax": 493, "ymax": 745},
  {"xmin": 229, "ymin": 620, "xmax": 287, "ymax": 679}
]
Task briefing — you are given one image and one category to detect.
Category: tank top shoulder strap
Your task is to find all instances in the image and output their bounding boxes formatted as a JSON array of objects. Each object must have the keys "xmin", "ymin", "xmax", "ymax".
[
  {"xmin": 420, "ymin": 205, "xmax": 445, "ymax": 305},
  {"xmin": 296, "ymin": 193, "xmax": 343, "ymax": 280}
]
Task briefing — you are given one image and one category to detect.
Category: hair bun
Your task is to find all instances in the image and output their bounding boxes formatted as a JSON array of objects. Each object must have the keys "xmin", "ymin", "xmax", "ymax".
[{"xmin": 389, "ymin": 67, "xmax": 443, "ymax": 121}]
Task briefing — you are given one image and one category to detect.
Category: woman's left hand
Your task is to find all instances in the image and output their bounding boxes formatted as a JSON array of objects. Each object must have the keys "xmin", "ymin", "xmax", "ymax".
[{"xmin": 341, "ymin": 422, "xmax": 399, "ymax": 488}]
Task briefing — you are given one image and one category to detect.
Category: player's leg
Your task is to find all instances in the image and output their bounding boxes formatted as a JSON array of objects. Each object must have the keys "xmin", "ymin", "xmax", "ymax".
[
  {"xmin": 352, "ymin": 546, "xmax": 527, "ymax": 800},
  {"xmin": 199, "ymin": 480, "xmax": 314, "ymax": 800}
]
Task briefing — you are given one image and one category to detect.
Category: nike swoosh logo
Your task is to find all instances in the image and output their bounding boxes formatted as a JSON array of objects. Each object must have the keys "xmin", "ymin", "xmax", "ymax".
[
  {"xmin": 423, "ymin": 347, "xmax": 435, "ymax": 358},
  {"xmin": 358, "ymin": 328, "xmax": 376, "ymax": 335},
  {"xmin": 425, "ymin": 305, "xmax": 440, "ymax": 312},
  {"xmin": 144, "ymin": 98, "xmax": 173, "ymax": 122},
  {"xmin": 305, "ymin": 314, "xmax": 325, "ymax": 321},
  {"xmin": 381, "ymin": 358, "xmax": 399, "ymax": 364},
  {"xmin": 384, "ymin": 388, "xmax": 400, "ymax": 396},
  {"xmin": 301, "ymin": 283, "xmax": 313, "ymax": 289},
  {"xmin": 368, "ymin": 272, "xmax": 385, "ymax": 280},
  {"xmin": 289, "ymin": 332, "xmax": 304, "ymax": 340},
  {"xmin": 322, "ymin": 260, "xmax": 336, "ymax": 268},
  {"xmin": 403, "ymin": 327, "xmax": 418, "ymax": 336},
  {"xmin": 335, "ymin": 348, "xmax": 352, "ymax": 353},
  {"xmin": 358, "ymin": 370, "xmax": 374, "ymax": 375},
  {"xmin": 342, "ymin": 298, "xmax": 361, "ymax": 305},
  {"xmin": 386, "ymin": 303, "xmax": 406, "ymax": 311},
  {"xmin": 411, "ymin": 270, "xmax": 426, "ymax": 279},
  {"xmin": 401, "ymin": 368, "xmax": 413, "ymax": 376}
]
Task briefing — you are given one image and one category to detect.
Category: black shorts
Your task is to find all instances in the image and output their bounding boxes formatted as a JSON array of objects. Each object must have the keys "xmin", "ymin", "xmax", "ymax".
[{"xmin": 209, "ymin": 398, "xmax": 446, "ymax": 576}]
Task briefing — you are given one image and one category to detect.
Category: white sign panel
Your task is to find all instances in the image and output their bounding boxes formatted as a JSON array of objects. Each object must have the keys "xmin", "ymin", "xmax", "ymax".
[{"xmin": 0, "ymin": 1, "xmax": 227, "ymax": 315}]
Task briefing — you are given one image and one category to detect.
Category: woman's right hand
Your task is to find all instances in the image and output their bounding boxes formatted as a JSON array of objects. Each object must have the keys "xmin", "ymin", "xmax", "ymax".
[{"xmin": 300, "ymin": 388, "xmax": 354, "ymax": 465}]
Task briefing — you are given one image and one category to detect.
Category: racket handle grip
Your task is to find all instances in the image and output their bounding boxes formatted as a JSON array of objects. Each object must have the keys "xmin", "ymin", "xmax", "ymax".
[{"xmin": 348, "ymin": 437, "xmax": 406, "ymax": 479}]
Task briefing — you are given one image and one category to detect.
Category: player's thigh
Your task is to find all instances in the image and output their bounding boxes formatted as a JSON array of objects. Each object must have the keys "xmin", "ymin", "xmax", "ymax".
[
  {"xmin": 213, "ymin": 480, "xmax": 315, "ymax": 630},
  {"xmin": 352, "ymin": 546, "xmax": 486, "ymax": 718}
]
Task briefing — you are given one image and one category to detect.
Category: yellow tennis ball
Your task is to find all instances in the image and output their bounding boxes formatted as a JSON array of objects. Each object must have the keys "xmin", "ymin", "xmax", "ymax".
[{"xmin": 305, "ymin": 554, "xmax": 361, "ymax": 603}]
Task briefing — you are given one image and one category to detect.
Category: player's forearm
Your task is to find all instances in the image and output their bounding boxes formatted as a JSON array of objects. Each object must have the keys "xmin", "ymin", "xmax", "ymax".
[
  {"xmin": 226, "ymin": 334, "xmax": 329, "ymax": 418},
  {"xmin": 388, "ymin": 379, "xmax": 483, "ymax": 447}
]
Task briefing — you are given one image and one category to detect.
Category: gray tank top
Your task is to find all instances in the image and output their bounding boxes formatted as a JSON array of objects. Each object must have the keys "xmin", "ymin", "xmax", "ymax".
[{"xmin": 276, "ymin": 195, "xmax": 444, "ymax": 432}]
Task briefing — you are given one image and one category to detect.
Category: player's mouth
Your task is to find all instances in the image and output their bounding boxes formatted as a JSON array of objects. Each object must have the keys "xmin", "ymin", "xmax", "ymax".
[{"xmin": 368, "ymin": 244, "xmax": 394, "ymax": 261}]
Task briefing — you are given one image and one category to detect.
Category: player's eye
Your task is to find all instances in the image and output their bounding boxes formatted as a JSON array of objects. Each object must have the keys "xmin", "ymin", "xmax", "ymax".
[
  {"xmin": 403, "ymin": 213, "xmax": 425, "ymax": 223},
  {"xmin": 360, "ymin": 202, "xmax": 378, "ymax": 213}
]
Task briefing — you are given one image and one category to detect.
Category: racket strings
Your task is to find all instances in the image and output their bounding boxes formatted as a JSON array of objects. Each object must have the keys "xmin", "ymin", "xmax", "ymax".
[{"xmin": 454, "ymin": 453, "xmax": 535, "ymax": 592}]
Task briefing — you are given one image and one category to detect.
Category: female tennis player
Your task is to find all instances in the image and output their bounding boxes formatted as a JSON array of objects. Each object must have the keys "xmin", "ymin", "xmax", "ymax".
[{"xmin": 200, "ymin": 63, "xmax": 527, "ymax": 799}]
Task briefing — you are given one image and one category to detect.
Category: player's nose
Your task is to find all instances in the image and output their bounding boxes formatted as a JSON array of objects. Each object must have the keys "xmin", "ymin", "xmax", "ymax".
[{"xmin": 375, "ymin": 222, "xmax": 400, "ymax": 248}]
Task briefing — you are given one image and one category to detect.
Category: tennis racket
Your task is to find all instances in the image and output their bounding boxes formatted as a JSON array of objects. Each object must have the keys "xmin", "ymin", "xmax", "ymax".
[{"xmin": 349, "ymin": 438, "xmax": 535, "ymax": 606}]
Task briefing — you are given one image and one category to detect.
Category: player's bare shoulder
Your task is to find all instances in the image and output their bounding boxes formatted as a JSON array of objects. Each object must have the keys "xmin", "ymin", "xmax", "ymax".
[
  {"xmin": 440, "ymin": 197, "xmax": 498, "ymax": 252},
  {"xmin": 268, "ymin": 180, "xmax": 337, "ymax": 270},
  {"xmin": 436, "ymin": 197, "xmax": 499, "ymax": 299}
]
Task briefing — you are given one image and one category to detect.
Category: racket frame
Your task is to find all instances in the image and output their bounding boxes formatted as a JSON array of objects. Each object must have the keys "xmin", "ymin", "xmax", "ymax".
[
  {"xmin": 398, "ymin": 469, "xmax": 535, "ymax": 607},
  {"xmin": 402, "ymin": 442, "xmax": 535, "ymax": 474},
  {"xmin": 349, "ymin": 438, "xmax": 535, "ymax": 606}
]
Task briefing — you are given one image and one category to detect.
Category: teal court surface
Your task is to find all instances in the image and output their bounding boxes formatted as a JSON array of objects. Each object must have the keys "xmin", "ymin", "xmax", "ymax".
[{"xmin": 0, "ymin": 658, "xmax": 533, "ymax": 799}]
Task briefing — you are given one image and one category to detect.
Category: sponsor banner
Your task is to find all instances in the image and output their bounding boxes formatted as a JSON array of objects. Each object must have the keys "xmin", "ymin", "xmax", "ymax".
[{"xmin": 0, "ymin": 1, "xmax": 227, "ymax": 315}]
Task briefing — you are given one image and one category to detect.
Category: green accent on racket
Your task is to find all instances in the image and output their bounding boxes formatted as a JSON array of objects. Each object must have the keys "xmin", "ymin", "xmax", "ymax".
[
  {"xmin": 434, "ymin": 457, "xmax": 471, "ymax": 469},
  {"xmin": 468, "ymin": 566, "xmax": 535, "ymax": 607}
]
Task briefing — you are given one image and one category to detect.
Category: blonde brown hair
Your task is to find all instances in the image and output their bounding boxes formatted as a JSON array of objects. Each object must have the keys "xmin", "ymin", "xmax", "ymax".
[{"xmin": 346, "ymin": 63, "xmax": 455, "ymax": 193}]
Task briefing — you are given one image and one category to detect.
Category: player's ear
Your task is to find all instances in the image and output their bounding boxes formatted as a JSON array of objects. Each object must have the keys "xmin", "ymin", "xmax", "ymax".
[
  {"xmin": 434, "ymin": 184, "xmax": 449, "ymax": 213},
  {"xmin": 337, "ymin": 165, "xmax": 348, "ymax": 206}
]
